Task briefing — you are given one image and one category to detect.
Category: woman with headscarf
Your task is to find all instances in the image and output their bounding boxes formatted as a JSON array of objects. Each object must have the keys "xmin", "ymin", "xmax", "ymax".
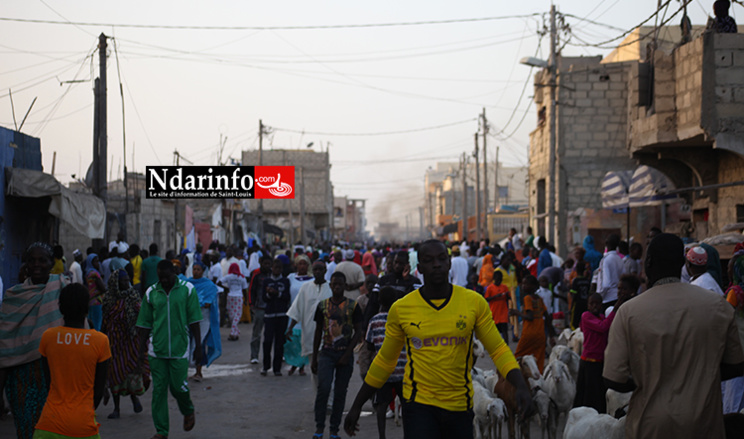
[
  {"xmin": 219, "ymin": 263, "xmax": 248, "ymax": 341},
  {"xmin": 85, "ymin": 253, "xmax": 107, "ymax": 331},
  {"xmin": 478, "ymin": 253, "xmax": 495, "ymax": 287},
  {"xmin": 724, "ymin": 243, "xmax": 744, "ymax": 413},
  {"xmin": 284, "ymin": 255, "xmax": 314, "ymax": 376},
  {"xmin": 102, "ymin": 268, "xmax": 150, "ymax": 419},
  {"xmin": 361, "ymin": 251, "xmax": 378, "ymax": 276},
  {"xmin": 0, "ymin": 243, "xmax": 68, "ymax": 439},
  {"xmin": 180, "ymin": 261, "xmax": 221, "ymax": 381},
  {"xmin": 583, "ymin": 235, "xmax": 602, "ymax": 273},
  {"xmin": 700, "ymin": 243, "xmax": 725, "ymax": 291}
]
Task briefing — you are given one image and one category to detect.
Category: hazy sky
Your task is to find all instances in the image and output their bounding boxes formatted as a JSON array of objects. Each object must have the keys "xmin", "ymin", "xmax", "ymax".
[{"xmin": 0, "ymin": 0, "xmax": 723, "ymax": 234}]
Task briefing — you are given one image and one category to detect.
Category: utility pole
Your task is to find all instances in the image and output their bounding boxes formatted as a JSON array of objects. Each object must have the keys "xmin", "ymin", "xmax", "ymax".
[
  {"xmin": 258, "ymin": 119, "xmax": 264, "ymax": 245},
  {"xmin": 174, "ymin": 150, "xmax": 180, "ymax": 251},
  {"xmin": 299, "ymin": 166, "xmax": 305, "ymax": 245},
  {"xmin": 461, "ymin": 152, "xmax": 468, "ymax": 242},
  {"xmin": 473, "ymin": 133, "xmax": 481, "ymax": 242},
  {"xmin": 481, "ymin": 108, "xmax": 489, "ymax": 219},
  {"xmin": 548, "ymin": 4, "xmax": 558, "ymax": 247},
  {"xmin": 92, "ymin": 33, "xmax": 108, "ymax": 247},
  {"xmin": 494, "ymin": 146, "xmax": 500, "ymax": 210}
]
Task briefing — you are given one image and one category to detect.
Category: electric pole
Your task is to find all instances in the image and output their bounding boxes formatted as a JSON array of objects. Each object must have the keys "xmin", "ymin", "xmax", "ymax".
[
  {"xmin": 494, "ymin": 146, "xmax": 500, "ymax": 210},
  {"xmin": 481, "ymin": 108, "xmax": 489, "ymax": 219},
  {"xmin": 92, "ymin": 33, "xmax": 108, "ymax": 247},
  {"xmin": 258, "ymin": 119, "xmax": 265, "ymax": 245},
  {"xmin": 473, "ymin": 133, "xmax": 481, "ymax": 242},
  {"xmin": 548, "ymin": 4, "xmax": 558, "ymax": 248},
  {"xmin": 299, "ymin": 166, "xmax": 305, "ymax": 245},
  {"xmin": 461, "ymin": 152, "xmax": 468, "ymax": 242}
]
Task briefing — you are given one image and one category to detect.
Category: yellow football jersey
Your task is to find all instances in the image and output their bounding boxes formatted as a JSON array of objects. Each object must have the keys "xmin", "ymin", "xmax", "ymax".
[{"xmin": 365, "ymin": 285, "xmax": 519, "ymax": 411}]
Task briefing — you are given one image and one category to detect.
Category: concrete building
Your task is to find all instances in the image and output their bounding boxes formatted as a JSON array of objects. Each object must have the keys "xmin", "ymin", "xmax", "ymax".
[
  {"xmin": 528, "ymin": 26, "xmax": 744, "ymax": 255},
  {"xmin": 242, "ymin": 148, "xmax": 333, "ymax": 243},
  {"xmin": 424, "ymin": 161, "xmax": 527, "ymax": 241}
]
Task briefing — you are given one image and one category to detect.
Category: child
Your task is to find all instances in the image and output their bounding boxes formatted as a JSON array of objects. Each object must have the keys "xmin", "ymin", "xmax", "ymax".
[
  {"xmin": 511, "ymin": 275, "xmax": 555, "ymax": 372},
  {"xmin": 573, "ymin": 292, "xmax": 625, "ymax": 413},
  {"xmin": 485, "ymin": 271, "xmax": 511, "ymax": 343},
  {"xmin": 569, "ymin": 262, "xmax": 592, "ymax": 330},
  {"xmin": 365, "ymin": 287, "xmax": 406, "ymax": 439},
  {"xmin": 623, "ymin": 243, "xmax": 643, "ymax": 277},
  {"xmin": 466, "ymin": 273, "xmax": 485, "ymax": 295},
  {"xmin": 34, "ymin": 283, "xmax": 111, "ymax": 439},
  {"xmin": 261, "ymin": 258, "xmax": 291, "ymax": 376},
  {"xmin": 536, "ymin": 275, "xmax": 554, "ymax": 315},
  {"xmin": 605, "ymin": 274, "xmax": 639, "ymax": 315}
]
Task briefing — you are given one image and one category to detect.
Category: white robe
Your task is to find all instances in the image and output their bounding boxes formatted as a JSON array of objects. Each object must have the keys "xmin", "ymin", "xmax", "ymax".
[{"xmin": 286, "ymin": 280, "xmax": 333, "ymax": 357}]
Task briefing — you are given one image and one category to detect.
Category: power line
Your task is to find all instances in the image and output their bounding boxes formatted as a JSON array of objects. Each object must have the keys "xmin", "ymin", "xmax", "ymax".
[
  {"xmin": 272, "ymin": 118, "xmax": 476, "ymax": 137},
  {"xmin": 0, "ymin": 13, "xmax": 543, "ymax": 31},
  {"xmin": 561, "ymin": 13, "xmax": 627, "ymax": 32}
]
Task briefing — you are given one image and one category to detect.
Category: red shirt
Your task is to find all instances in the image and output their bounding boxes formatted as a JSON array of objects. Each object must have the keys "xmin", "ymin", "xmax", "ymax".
[
  {"xmin": 485, "ymin": 284, "xmax": 510, "ymax": 324},
  {"xmin": 579, "ymin": 310, "xmax": 616, "ymax": 361}
]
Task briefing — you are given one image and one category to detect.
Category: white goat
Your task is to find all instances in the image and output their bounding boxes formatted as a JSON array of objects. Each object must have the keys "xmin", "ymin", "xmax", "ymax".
[
  {"xmin": 563, "ymin": 407, "xmax": 626, "ymax": 439},
  {"xmin": 556, "ymin": 328, "xmax": 572, "ymax": 346},
  {"xmin": 543, "ymin": 360, "xmax": 576, "ymax": 439},
  {"xmin": 488, "ymin": 397, "xmax": 508, "ymax": 439},
  {"xmin": 474, "ymin": 380, "xmax": 507, "ymax": 439},
  {"xmin": 473, "ymin": 366, "xmax": 488, "ymax": 389},
  {"xmin": 532, "ymin": 387, "xmax": 551, "ymax": 439},
  {"xmin": 548, "ymin": 345, "xmax": 580, "ymax": 383},
  {"xmin": 567, "ymin": 328, "xmax": 583, "ymax": 356},
  {"xmin": 606, "ymin": 389, "xmax": 632, "ymax": 418},
  {"xmin": 474, "ymin": 337, "xmax": 486, "ymax": 359}
]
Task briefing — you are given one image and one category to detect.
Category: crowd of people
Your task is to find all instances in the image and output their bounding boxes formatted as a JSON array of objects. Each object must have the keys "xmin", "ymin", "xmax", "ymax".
[{"xmin": 0, "ymin": 223, "xmax": 743, "ymax": 438}]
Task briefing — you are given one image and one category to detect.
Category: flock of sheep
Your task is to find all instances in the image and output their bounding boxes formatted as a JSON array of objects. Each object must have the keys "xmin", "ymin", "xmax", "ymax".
[{"xmin": 470, "ymin": 328, "xmax": 630, "ymax": 439}]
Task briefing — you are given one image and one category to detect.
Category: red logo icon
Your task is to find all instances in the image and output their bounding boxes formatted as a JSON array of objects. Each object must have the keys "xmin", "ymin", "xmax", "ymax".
[{"xmin": 254, "ymin": 166, "xmax": 295, "ymax": 199}]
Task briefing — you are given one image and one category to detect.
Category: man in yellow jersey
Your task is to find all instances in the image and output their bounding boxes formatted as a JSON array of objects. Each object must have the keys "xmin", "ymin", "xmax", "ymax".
[{"xmin": 344, "ymin": 239, "xmax": 532, "ymax": 439}]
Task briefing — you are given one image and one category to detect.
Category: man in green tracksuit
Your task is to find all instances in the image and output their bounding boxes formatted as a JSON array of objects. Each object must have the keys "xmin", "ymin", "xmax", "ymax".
[{"xmin": 137, "ymin": 259, "xmax": 202, "ymax": 439}]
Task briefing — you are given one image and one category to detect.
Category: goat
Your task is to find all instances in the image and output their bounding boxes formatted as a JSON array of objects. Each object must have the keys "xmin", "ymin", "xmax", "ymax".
[
  {"xmin": 473, "ymin": 366, "xmax": 488, "ymax": 389},
  {"xmin": 606, "ymin": 388, "xmax": 632, "ymax": 418},
  {"xmin": 532, "ymin": 387, "xmax": 551, "ymax": 439},
  {"xmin": 567, "ymin": 328, "xmax": 583, "ymax": 356},
  {"xmin": 491, "ymin": 356, "xmax": 542, "ymax": 439},
  {"xmin": 563, "ymin": 407, "xmax": 626, "ymax": 439},
  {"xmin": 543, "ymin": 360, "xmax": 576, "ymax": 439},
  {"xmin": 489, "ymin": 397, "xmax": 508, "ymax": 439},
  {"xmin": 473, "ymin": 380, "xmax": 508, "ymax": 439},
  {"xmin": 556, "ymin": 328, "xmax": 572, "ymax": 346},
  {"xmin": 548, "ymin": 345, "xmax": 580, "ymax": 383}
]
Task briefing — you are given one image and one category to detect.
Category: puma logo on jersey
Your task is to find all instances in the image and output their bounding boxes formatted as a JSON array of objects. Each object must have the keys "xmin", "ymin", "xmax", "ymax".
[{"xmin": 410, "ymin": 321, "xmax": 422, "ymax": 330}]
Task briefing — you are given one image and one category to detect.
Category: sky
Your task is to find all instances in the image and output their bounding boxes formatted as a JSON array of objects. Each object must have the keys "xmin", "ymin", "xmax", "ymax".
[{"xmin": 0, "ymin": 0, "xmax": 724, "ymax": 235}]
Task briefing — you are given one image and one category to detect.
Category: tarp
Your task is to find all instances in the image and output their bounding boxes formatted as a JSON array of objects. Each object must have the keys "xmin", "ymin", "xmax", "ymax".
[
  {"xmin": 601, "ymin": 170, "xmax": 633, "ymax": 209},
  {"xmin": 628, "ymin": 165, "xmax": 679, "ymax": 207},
  {"xmin": 5, "ymin": 167, "xmax": 105, "ymax": 239},
  {"xmin": 602, "ymin": 166, "xmax": 680, "ymax": 209}
]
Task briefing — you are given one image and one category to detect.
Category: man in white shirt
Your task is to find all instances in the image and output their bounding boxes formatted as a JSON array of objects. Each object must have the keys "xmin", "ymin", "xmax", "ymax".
[
  {"xmin": 69, "ymin": 249, "xmax": 84, "ymax": 284},
  {"xmin": 599, "ymin": 234, "xmax": 624, "ymax": 310},
  {"xmin": 686, "ymin": 246, "xmax": 724, "ymax": 296},
  {"xmin": 325, "ymin": 250, "xmax": 341, "ymax": 282},
  {"xmin": 208, "ymin": 251, "xmax": 223, "ymax": 283},
  {"xmin": 333, "ymin": 250, "xmax": 365, "ymax": 301},
  {"xmin": 448, "ymin": 245, "xmax": 469, "ymax": 287},
  {"xmin": 220, "ymin": 246, "xmax": 239, "ymax": 276}
]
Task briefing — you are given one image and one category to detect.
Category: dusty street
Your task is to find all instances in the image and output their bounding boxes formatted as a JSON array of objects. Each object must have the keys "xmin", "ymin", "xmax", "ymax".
[{"xmin": 0, "ymin": 322, "xmax": 564, "ymax": 439}]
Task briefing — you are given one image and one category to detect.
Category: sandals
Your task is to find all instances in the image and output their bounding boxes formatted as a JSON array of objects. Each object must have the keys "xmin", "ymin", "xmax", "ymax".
[
  {"xmin": 312, "ymin": 434, "xmax": 323, "ymax": 439},
  {"xmin": 183, "ymin": 413, "xmax": 195, "ymax": 431},
  {"xmin": 330, "ymin": 434, "xmax": 341, "ymax": 439},
  {"xmin": 190, "ymin": 373, "xmax": 203, "ymax": 382},
  {"xmin": 150, "ymin": 435, "xmax": 168, "ymax": 439},
  {"xmin": 299, "ymin": 369, "xmax": 307, "ymax": 376}
]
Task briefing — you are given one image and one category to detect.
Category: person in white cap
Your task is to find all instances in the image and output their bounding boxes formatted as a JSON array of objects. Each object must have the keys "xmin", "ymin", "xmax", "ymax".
[
  {"xmin": 70, "ymin": 249, "xmax": 84, "ymax": 285},
  {"xmin": 686, "ymin": 246, "xmax": 724, "ymax": 296},
  {"xmin": 333, "ymin": 249, "xmax": 365, "ymax": 301}
]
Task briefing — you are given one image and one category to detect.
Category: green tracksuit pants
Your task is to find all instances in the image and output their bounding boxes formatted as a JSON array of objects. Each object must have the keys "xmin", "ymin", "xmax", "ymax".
[{"xmin": 149, "ymin": 357, "xmax": 194, "ymax": 436}]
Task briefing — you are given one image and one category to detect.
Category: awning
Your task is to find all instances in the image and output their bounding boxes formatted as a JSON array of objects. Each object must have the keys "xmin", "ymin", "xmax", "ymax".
[
  {"xmin": 601, "ymin": 170, "xmax": 633, "ymax": 209},
  {"xmin": 262, "ymin": 221, "xmax": 284, "ymax": 237},
  {"xmin": 601, "ymin": 165, "xmax": 680, "ymax": 209},
  {"xmin": 628, "ymin": 165, "xmax": 679, "ymax": 206},
  {"xmin": 5, "ymin": 168, "xmax": 105, "ymax": 239}
]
